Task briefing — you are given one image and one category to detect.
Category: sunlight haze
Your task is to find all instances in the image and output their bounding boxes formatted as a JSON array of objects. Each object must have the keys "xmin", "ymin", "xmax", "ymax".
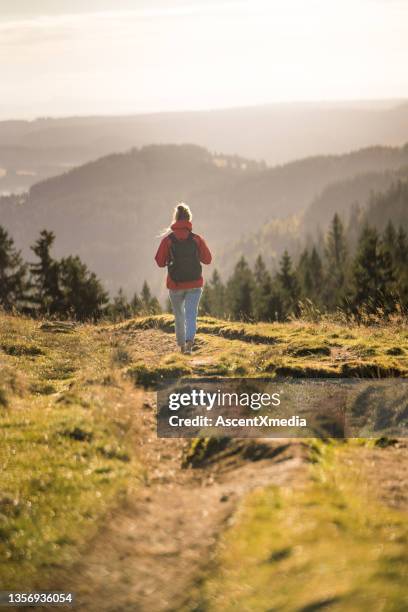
[{"xmin": 1, "ymin": 0, "xmax": 408, "ymax": 118}]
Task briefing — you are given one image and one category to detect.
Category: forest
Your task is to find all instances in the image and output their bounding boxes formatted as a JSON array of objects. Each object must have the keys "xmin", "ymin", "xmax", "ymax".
[
  {"xmin": 1, "ymin": 178, "xmax": 407, "ymax": 323},
  {"xmin": 0, "ymin": 227, "xmax": 159, "ymax": 321},
  {"xmin": 201, "ymin": 180, "xmax": 408, "ymax": 321}
]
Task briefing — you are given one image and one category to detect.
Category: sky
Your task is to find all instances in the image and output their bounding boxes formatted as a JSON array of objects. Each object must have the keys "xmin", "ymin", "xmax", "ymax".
[{"xmin": 1, "ymin": 0, "xmax": 408, "ymax": 119}]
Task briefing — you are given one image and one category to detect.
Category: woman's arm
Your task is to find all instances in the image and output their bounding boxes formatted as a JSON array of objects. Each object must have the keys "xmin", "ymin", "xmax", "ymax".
[
  {"xmin": 197, "ymin": 236, "xmax": 212, "ymax": 264},
  {"xmin": 154, "ymin": 237, "xmax": 170, "ymax": 268}
]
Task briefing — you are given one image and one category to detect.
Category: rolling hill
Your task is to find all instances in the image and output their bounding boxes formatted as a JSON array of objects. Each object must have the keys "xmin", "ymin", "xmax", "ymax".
[
  {"xmin": 1, "ymin": 142, "xmax": 408, "ymax": 298},
  {"xmin": 1, "ymin": 100, "xmax": 408, "ymax": 193}
]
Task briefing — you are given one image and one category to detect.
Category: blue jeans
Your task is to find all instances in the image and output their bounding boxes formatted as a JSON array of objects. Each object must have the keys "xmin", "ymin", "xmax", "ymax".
[{"xmin": 169, "ymin": 287, "xmax": 202, "ymax": 347}]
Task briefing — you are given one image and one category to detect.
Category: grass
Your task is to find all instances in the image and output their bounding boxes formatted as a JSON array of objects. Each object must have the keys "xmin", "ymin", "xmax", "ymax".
[
  {"xmin": 127, "ymin": 357, "xmax": 192, "ymax": 387},
  {"xmin": 197, "ymin": 441, "xmax": 408, "ymax": 611},
  {"xmin": 0, "ymin": 313, "xmax": 141, "ymax": 589},
  {"xmin": 1, "ymin": 311, "xmax": 408, "ymax": 596},
  {"xmin": 122, "ymin": 315, "xmax": 408, "ymax": 381}
]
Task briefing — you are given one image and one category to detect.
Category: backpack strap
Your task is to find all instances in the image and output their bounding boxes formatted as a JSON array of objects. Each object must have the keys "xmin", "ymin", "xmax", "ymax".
[{"xmin": 169, "ymin": 231, "xmax": 195, "ymax": 242}]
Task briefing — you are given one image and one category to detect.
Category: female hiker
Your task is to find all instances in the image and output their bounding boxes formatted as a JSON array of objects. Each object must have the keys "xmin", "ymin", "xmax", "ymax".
[{"xmin": 155, "ymin": 203, "xmax": 212, "ymax": 354}]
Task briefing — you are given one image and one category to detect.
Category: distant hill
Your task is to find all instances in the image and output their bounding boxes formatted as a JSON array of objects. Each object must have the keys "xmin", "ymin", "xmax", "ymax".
[
  {"xmin": 1, "ymin": 100, "xmax": 408, "ymax": 193},
  {"xmin": 2, "ymin": 142, "xmax": 408, "ymax": 298},
  {"xmin": 220, "ymin": 165, "xmax": 408, "ymax": 276}
]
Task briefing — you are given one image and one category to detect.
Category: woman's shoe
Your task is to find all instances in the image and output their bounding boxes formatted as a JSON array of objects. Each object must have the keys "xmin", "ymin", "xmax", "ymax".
[
  {"xmin": 185, "ymin": 340, "xmax": 193, "ymax": 354},
  {"xmin": 180, "ymin": 344, "xmax": 186, "ymax": 354}
]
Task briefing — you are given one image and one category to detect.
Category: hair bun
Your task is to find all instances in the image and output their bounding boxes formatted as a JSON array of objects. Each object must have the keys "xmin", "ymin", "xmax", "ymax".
[{"xmin": 174, "ymin": 202, "xmax": 192, "ymax": 222}]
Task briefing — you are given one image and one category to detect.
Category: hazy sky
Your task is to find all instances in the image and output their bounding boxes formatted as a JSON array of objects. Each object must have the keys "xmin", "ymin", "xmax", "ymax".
[{"xmin": 1, "ymin": 0, "xmax": 408, "ymax": 119}]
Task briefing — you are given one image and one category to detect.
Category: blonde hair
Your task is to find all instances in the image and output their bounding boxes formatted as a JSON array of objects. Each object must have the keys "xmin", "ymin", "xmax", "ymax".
[
  {"xmin": 159, "ymin": 202, "xmax": 192, "ymax": 236},
  {"xmin": 173, "ymin": 202, "xmax": 192, "ymax": 222}
]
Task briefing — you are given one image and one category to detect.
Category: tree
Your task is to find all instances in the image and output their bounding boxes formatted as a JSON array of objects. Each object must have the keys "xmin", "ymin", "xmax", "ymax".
[
  {"xmin": 350, "ymin": 226, "xmax": 396, "ymax": 315},
  {"xmin": 58, "ymin": 255, "xmax": 109, "ymax": 321},
  {"xmin": 226, "ymin": 257, "xmax": 254, "ymax": 320},
  {"xmin": 0, "ymin": 226, "xmax": 27, "ymax": 310},
  {"xmin": 199, "ymin": 271, "xmax": 226, "ymax": 317},
  {"xmin": 109, "ymin": 288, "xmax": 133, "ymax": 321},
  {"xmin": 296, "ymin": 249, "xmax": 313, "ymax": 297},
  {"xmin": 208, "ymin": 269, "xmax": 226, "ymax": 318},
  {"xmin": 393, "ymin": 226, "xmax": 408, "ymax": 310},
  {"xmin": 276, "ymin": 250, "xmax": 299, "ymax": 319},
  {"xmin": 199, "ymin": 284, "xmax": 212, "ymax": 316},
  {"xmin": 29, "ymin": 230, "xmax": 62, "ymax": 314},
  {"xmin": 140, "ymin": 281, "xmax": 161, "ymax": 314},
  {"xmin": 323, "ymin": 214, "xmax": 348, "ymax": 308},
  {"xmin": 252, "ymin": 255, "xmax": 274, "ymax": 320},
  {"xmin": 309, "ymin": 247, "xmax": 323, "ymax": 302},
  {"xmin": 130, "ymin": 292, "xmax": 143, "ymax": 315}
]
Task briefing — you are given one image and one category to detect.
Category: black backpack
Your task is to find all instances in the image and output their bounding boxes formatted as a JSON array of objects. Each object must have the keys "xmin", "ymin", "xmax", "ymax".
[{"xmin": 168, "ymin": 232, "xmax": 202, "ymax": 283}]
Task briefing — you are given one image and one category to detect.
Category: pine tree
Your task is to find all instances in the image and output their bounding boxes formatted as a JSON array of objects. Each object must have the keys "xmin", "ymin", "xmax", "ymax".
[
  {"xmin": 346, "ymin": 202, "xmax": 362, "ymax": 251},
  {"xmin": 351, "ymin": 226, "xmax": 396, "ymax": 315},
  {"xmin": 130, "ymin": 292, "xmax": 143, "ymax": 315},
  {"xmin": 252, "ymin": 255, "xmax": 274, "ymax": 320},
  {"xmin": 58, "ymin": 255, "xmax": 109, "ymax": 321},
  {"xmin": 276, "ymin": 250, "xmax": 299, "ymax": 319},
  {"xmin": 208, "ymin": 269, "xmax": 226, "ymax": 318},
  {"xmin": 393, "ymin": 226, "xmax": 408, "ymax": 310},
  {"xmin": 140, "ymin": 281, "xmax": 161, "ymax": 314},
  {"xmin": 110, "ymin": 288, "xmax": 133, "ymax": 321},
  {"xmin": 383, "ymin": 221, "xmax": 397, "ymax": 260},
  {"xmin": 309, "ymin": 247, "xmax": 323, "ymax": 302},
  {"xmin": 226, "ymin": 257, "xmax": 254, "ymax": 320},
  {"xmin": 296, "ymin": 249, "xmax": 313, "ymax": 297},
  {"xmin": 0, "ymin": 226, "xmax": 27, "ymax": 311},
  {"xmin": 141, "ymin": 281, "xmax": 152, "ymax": 308},
  {"xmin": 323, "ymin": 214, "xmax": 348, "ymax": 308},
  {"xmin": 199, "ymin": 284, "xmax": 212, "ymax": 316},
  {"xmin": 29, "ymin": 230, "xmax": 62, "ymax": 314}
]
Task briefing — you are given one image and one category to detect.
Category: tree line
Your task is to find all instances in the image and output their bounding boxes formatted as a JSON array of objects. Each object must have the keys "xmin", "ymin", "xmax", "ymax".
[
  {"xmin": 0, "ymin": 227, "xmax": 160, "ymax": 321},
  {"xmin": 200, "ymin": 213, "xmax": 408, "ymax": 321}
]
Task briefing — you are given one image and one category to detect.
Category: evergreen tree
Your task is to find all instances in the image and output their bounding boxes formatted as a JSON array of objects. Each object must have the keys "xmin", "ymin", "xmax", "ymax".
[
  {"xmin": 58, "ymin": 255, "xmax": 109, "ymax": 321},
  {"xmin": 346, "ymin": 201, "xmax": 362, "ymax": 251},
  {"xmin": 208, "ymin": 269, "xmax": 226, "ymax": 318},
  {"xmin": 323, "ymin": 214, "xmax": 348, "ymax": 308},
  {"xmin": 0, "ymin": 226, "xmax": 27, "ymax": 310},
  {"xmin": 141, "ymin": 281, "xmax": 152, "ymax": 307},
  {"xmin": 393, "ymin": 226, "xmax": 408, "ymax": 309},
  {"xmin": 351, "ymin": 226, "xmax": 396, "ymax": 315},
  {"xmin": 130, "ymin": 292, "xmax": 143, "ymax": 315},
  {"xmin": 226, "ymin": 257, "xmax": 254, "ymax": 320},
  {"xmin": 110, "ymin": 288, "xmax": 133, "ymax": 321},
  {"xmin": 276, "ymin": 250, "xmax": 299, "ymax": 319},
  {"xmin": 383, "ymin": 220, "xmax": 397, "ymax": 260},
  {"xmin": 140, "ymin": 281, "xmax": 161, "ymax": 314},
  {"xmin": 29, "ymin": 230, "xmax": 62, "ymax": 314},
  {"xmin": 309, "ymin": 247, "xmax": 323, "ymax": 302},
  {"xmin": 252, "ymin": 255, "xmax": 274, "ymax": 320},
  {"xmin": 199, "ymin": 284, "xmax": 212, "ymax": 316},
  {"xmin": 296, "ymin": 249, "xmax": 313, "ymax": 297}
]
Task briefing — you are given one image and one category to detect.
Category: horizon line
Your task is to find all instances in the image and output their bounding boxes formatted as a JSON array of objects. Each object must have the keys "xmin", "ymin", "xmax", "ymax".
[{"xmin": 1, "ymin": 96, "xmax": 408, "ymax": 124}]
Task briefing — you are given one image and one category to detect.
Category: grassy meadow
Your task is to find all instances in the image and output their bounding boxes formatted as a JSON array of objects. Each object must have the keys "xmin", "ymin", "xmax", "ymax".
[
  {"xmin": 197, "ymin": 440, "xmax": 408, "ymax": 611},
  {"xmin": 0, "ymin": 313, "xmax": 141, "ymax": 589},
  {"xmin": 0, "ymin": 311, "xmax": 407, "ymax": 609}
]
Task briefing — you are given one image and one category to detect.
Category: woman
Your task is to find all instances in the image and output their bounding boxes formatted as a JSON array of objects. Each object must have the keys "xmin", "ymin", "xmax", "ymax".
[{"xmin": 155, "ymin": 203, "xmax": 212, "ymax": 354}]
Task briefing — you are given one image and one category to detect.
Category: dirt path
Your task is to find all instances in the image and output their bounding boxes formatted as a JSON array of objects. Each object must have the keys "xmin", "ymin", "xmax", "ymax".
[
  {"xmin": 45, "ymin": 327, "xmax": 408, "ymax": 611},
  {"xmin": 44, "ymin": 328, "xmax": 306, "ymax": 611},
  {"xmin": 60, "ymin": 385, "xmax": 306, "ymax": 611}
]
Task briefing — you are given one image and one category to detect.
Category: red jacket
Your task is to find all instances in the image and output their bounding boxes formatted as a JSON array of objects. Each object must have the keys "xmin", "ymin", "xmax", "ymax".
[{"xmin": 155, "ymin": 220, "xmax": 212, "ymax": 289}]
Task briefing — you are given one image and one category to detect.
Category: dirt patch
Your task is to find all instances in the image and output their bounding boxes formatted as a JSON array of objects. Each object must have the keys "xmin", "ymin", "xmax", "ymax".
[{"xmin": 112, "ymin": 328, "xmax": 179, "ymax": 367}]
